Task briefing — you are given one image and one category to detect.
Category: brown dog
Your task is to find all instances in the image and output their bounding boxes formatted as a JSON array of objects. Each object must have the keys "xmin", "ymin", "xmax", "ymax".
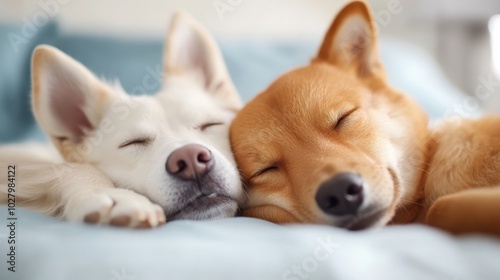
[{"xmin": 231, "ymin": 0, "xmax": 500, "ymax": 235}]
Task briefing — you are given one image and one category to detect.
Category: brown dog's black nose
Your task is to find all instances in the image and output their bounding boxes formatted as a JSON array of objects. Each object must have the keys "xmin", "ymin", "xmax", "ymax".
[
  {"xmin": 166, "ymin": 144, "xmax": 213, "ymax": 180},
  {"xmin": 315, "ymin": 172, "xmax": 364, "ymax": 216}
]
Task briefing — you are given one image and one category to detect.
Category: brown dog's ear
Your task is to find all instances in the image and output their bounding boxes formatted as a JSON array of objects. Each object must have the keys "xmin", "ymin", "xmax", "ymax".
[{"xmin": 315, "ymin": 1, "xmax": 384, "ymax": 78}]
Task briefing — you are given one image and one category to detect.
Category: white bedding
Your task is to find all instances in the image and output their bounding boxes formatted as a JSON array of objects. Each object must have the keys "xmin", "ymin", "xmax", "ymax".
[{"xmin": 0, "ymin": 207, "xmax": 499, "ymax": 280}]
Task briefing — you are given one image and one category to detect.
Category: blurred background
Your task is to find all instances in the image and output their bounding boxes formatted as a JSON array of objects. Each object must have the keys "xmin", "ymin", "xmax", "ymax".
[{"xmin": 1, "ymin": 0, "xmax": 500, "ymax": 112}]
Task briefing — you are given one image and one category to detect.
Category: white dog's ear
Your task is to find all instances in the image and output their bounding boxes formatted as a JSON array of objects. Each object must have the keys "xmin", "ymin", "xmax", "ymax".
[
  {"xmin": 164, "ymin": 11, "xmax": 241, "ymax": 110},
  {"xmin": 315, "ymin": 1, "xmax": 384, "ymax": 78},
  {"xmin": 31, "ymin": 45, "xmax": 114, "ymax": 149}
]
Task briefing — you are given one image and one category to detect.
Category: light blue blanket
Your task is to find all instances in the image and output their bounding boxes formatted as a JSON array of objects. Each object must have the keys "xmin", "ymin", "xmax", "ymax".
[{"xmin": 0, "ymin": 208, "xmax": 499, "ymax": 280}]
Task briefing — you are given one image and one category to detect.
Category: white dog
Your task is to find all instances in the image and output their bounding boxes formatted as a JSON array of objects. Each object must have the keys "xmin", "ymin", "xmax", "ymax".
[{"xmin": 0, "ymin": 12, "xmax": 244, "ymax": 228}]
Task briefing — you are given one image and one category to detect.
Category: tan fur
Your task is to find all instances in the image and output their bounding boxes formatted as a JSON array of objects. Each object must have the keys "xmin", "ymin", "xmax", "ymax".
[{"xmin": 230, "ymin": 0, "xmax": 500, "ymax": 235}]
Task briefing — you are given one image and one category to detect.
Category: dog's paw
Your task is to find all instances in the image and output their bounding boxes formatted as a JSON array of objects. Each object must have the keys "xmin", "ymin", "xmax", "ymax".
[
  {"xmin": 426, "ymin": 189, "xmax": 500, "ymax": 235},
  {"xmin": 64, "ymin": 188, "xmax": 166, "ymax": 228}
]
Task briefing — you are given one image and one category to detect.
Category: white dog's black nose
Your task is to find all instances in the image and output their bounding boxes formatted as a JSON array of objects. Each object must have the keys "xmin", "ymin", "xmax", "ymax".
[
  {"xmin": 315, "ymin": 172, "xmax": 364, "ymax": 216},
  {"xmin": 166, "ymin": 144, "xmax": 213, "ymax": 180}
]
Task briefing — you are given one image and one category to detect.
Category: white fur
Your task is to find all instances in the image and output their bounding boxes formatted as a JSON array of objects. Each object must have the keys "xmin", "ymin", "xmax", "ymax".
[{"xmin": 0, "ymin": 12, "xmax": 243, "ymax": 227}]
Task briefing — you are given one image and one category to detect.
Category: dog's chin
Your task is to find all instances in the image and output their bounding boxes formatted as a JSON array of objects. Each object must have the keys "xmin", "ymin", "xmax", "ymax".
[
  {"xmin": 331, "ymin": 207, "xmax": 389, "ymax": 231},
  {"xmin": 168, "ymin": 194, "xmax": 238, "ymax": 221}
]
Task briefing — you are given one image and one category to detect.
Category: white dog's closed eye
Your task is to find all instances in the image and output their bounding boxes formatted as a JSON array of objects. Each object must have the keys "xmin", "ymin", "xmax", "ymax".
[
  {"xmin": 118, "ymin": 136, "xmax": 155, "ymax": 149},
  {"xmin": 198, "ymin": 122, "xmax": 224, "ymax": 131}
]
